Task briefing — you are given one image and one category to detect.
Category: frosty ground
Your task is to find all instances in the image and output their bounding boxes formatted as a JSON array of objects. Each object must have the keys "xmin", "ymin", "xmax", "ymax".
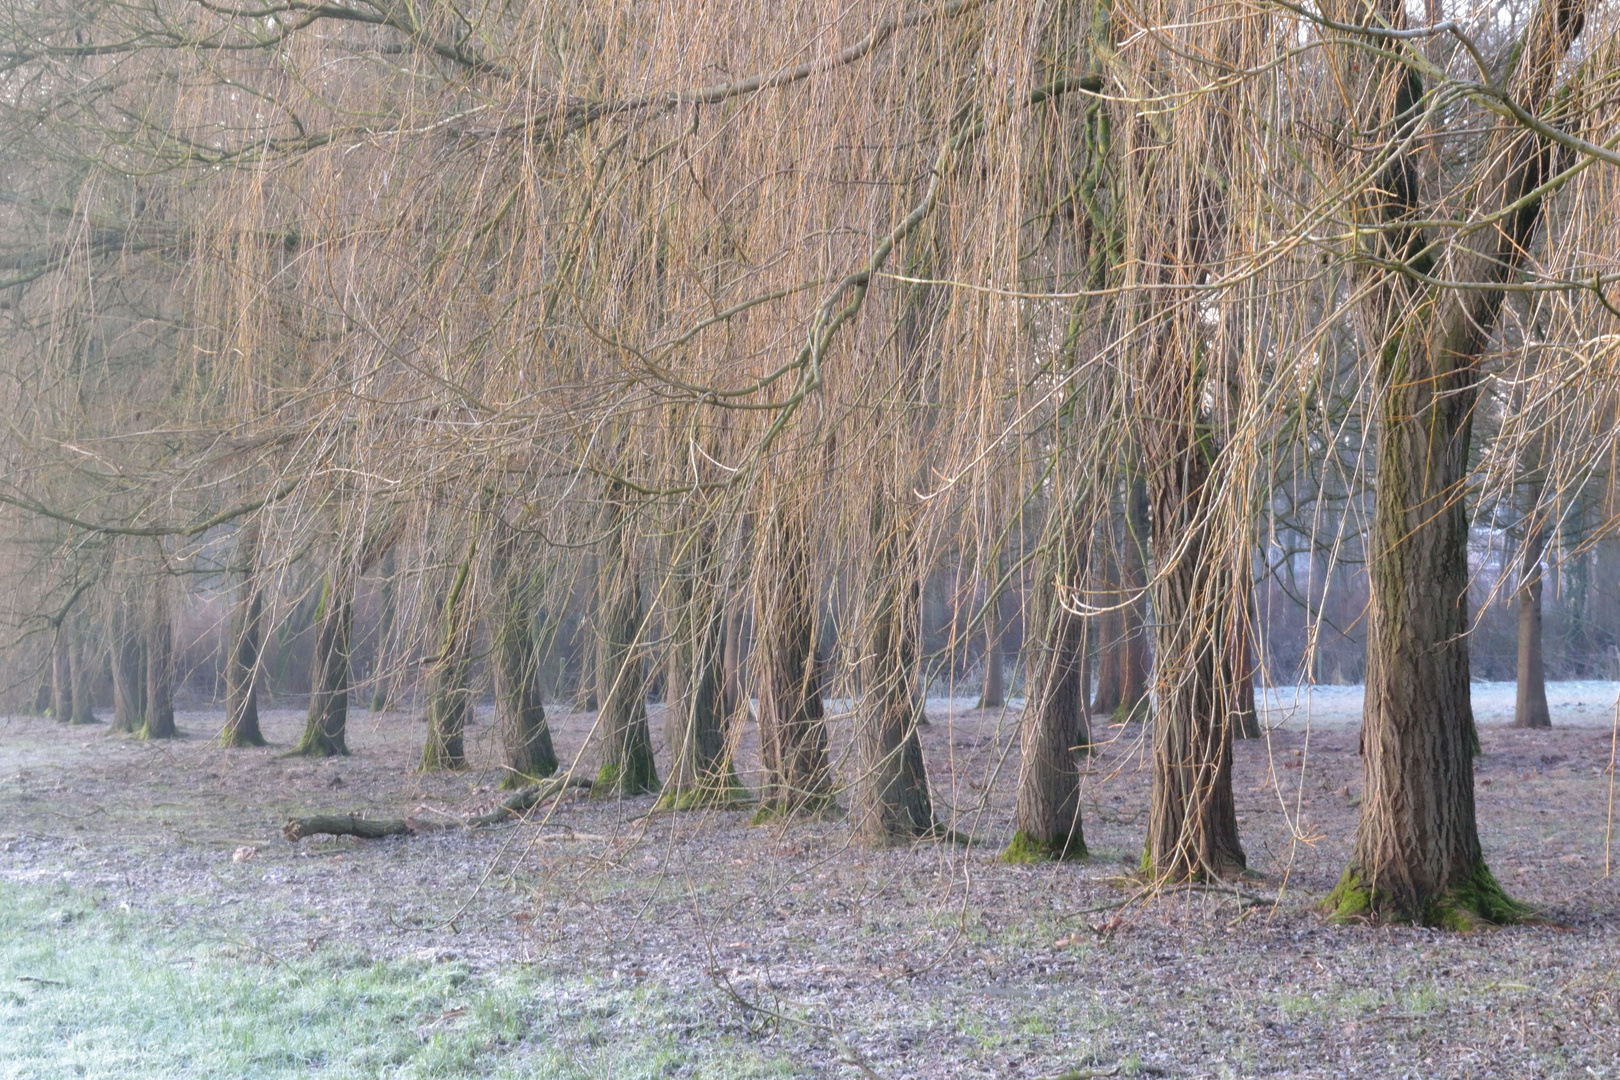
[{"xmin": 1, "ymin": 682, "xmax": 1616, "ymax": 1078}]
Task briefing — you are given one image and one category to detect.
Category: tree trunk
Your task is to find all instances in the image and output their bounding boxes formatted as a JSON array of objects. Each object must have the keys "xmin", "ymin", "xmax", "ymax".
[
  {"xmin": 855, "ymin": 499, "xmax": 936, "ymax": 844},
  {"xmin": 492, "ymin": 520, "xmax": 557, "ymax": 787},
  {"xmin": 1325, "ymin": 0, "xmax": 1586, "ymax": 926},
  {"xmin": 221, "ymin": 524, "xmax": 266, "ymax": 747},
  {"xmin": 1006, "ymin": 510, "xmax": 1089, "ymax": 862},
  {"xmin": 1090, "ymin": 534, "xmax": 1123, "ymax": 716},
  {"xmin": 68, "ymin": 607, "xmax": 98, "ymax": 725},
  {"xmin": 1142, "ymin": 403, "xmax": 1247, "ymax": 881},
  {"xmin": 593, "ymin": 494, "xmax": 658, "ymax": 795},
  {"xmin": 109, "ymin": 584, "xmax": 145, "ymax": 733},
  {"xmin": 1515, "ymin": 501, "xmax": 1552, "ymax": 729},
  {"xmin": 658, "ymin": 530, "xmax": 747, "ymax": 809},
  {"xmin": 753, "ymin": 505, "xmax": 835, "ymax": 818},
  {"xmin": 292, "ymin": 574, "xmax": 353, "ymax": 756},
  {"xmin": 142, "ymin": 577, "xmax": 176, "ymax": 740},
  {"xmin": 976, "ymin": 576, "xmax": 1005, "ymax": 709},
  {"xmin": 369, "ymin": 550, "xmax": 396, "ymax": 712},
  {"xmin": 50, "ymin": 622, "xmax": 73, "ymax": 723},
  {"xmin": 1231, "ymin": 564, "xmax": 1262, "ymax": 739},
  {"xmin": 1114, "ymin": 473, "xmax": 1152, "ymax": 720},
  {"xmin": 420, "ymin": 542, "xmax": 476, "ymax": 771}
]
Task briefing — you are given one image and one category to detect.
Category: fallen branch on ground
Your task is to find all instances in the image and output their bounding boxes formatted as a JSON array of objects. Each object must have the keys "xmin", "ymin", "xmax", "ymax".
[{"xmin": 282, "ymin": 774, "xmax": 593, "ymax": 841}]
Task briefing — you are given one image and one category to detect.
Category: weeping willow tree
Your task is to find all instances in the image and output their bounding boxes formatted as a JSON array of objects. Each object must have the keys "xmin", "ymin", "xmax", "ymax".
[{"xmin": 2, "ymin": 0, "xmax": 1619, "ymax": 919}]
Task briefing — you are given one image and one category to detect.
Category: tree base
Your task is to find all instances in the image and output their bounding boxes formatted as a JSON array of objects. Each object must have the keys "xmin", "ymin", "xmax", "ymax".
[
  {"xmin": 137, "ymin": 723, "xmax": 178, "ymax": 740},
  {"xmin": 219, "ymin": 727, "xmax": 267, "ymax": 748},
  {"xmin": 653, "ymin": 769, "xmax": 753, "ymax": 812},
  {"xmin": 1001, "ymin": 828, "xmax": 1087, "ymax": 863},
  {"xmin": 1322, "ymin": 862, "xmax": 1529, "ymax": 929},
  {"xmin": 498, "ymin": 763, "xmax": 558, "ymax": 790},
  {"xmin": 592, "ymin": 761, "xmax": 659, "ymax": 798},
  {"xmin": 285, "ymin": 736, "xmax": 348, "ymax": 758},
  {"xmin": 748, "ymin": 796, "xmax": 843, "ymax": 826}
]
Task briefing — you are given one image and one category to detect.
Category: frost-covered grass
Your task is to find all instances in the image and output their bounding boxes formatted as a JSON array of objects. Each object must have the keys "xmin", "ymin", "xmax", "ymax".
[{"xmin": 0, "ymin": 879, "xmax": 791, "ymax": 1080}]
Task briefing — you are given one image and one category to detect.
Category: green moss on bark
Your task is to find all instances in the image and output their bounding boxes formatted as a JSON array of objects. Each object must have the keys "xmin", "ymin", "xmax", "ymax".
[
  {"xmin": 1323, "ymin": 862, "xmax": 1527, "ymax": 929},
  {"xmin": 1001, "ymin": 829, "xmax": 1087, "ymax": 864}
]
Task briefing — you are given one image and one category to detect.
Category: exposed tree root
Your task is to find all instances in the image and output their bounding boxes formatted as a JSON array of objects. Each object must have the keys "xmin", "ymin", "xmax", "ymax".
[
  {"xmin": 1322, "ymin": 862, "xmax": 1529, "ymax": 929},
  {"xmin": 1001, "ymin": 828, "xmax": 1087, "ymax": 864}
]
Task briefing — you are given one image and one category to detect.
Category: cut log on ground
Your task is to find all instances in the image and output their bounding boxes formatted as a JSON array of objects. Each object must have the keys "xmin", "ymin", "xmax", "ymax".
[{"xmin": 283, "ymin": 775, "xmax": 594, "ymax": 841}]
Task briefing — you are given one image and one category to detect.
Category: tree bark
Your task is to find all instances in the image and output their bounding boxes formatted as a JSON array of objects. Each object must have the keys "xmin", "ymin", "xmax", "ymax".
[
  {"xmin": 1515, "ymin": 498, "xmax": 1552, "ymax": 729},
  {"xmin": 658, "ymin": 529, "xmax": 747, "ymax": 809},
  {"xmin": 142, "ymin": 576, "xmax": 176, "ymax": 739},
  {"xmin": 753, "ymin": 504, "xmax": 835, "ymax": 818},
  {"xmin": 221, "ymin": 523, "xmax": 266, "ymax": 747},
  {"xmin": 1326, "ymin": 0, "xmax": 1586, "ymax": 925},
  {"xmin": 593, "ymin": 493, "xmax": 658, "ymax": 795},
  {"xmin": 109, "ymin": 583, "xmax": 145, "ymax": 733},
  {"xmin": 420, "ymin": 541, "xmax": 477, "ymax": 771},
  {"xmin": 67, "ymin": 607, "xmax": 98, "ymax": 724},
  {"xmin": 492, "ymin": 520, "xmax": 558, "ymax": 787},
  {"xmin": 855, "ymin": 498, "xmax": 936, "ymax": 844},
  {"xmin": 292, "ymin": 574, "xmax": 353, "ymax": 756},
  {"xmin": 1141, "ymin": 397, "xmax": 1247, "ymax": 880},
  {"xmin": 1006, "ymin": 511, "xmax": 1090, "ymax": 862}
]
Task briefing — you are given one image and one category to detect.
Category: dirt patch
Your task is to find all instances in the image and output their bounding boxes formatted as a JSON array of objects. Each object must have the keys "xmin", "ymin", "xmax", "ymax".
[{"xmin": 1, "ymin": 690, "xmax": 1616, "ymax": 1078}]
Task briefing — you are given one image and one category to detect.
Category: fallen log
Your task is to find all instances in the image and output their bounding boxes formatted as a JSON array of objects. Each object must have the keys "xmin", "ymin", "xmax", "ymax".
[
  {"xmin": 468, "ymin": 774, "xmax": 593, "ymax": 827},
  {"xmin": 282, "ymin": 774, "xmax": 593, "ymax": 841},
  {"xmin": 282, "ymin": 814, "xmax": 418, "ymax": 842}
]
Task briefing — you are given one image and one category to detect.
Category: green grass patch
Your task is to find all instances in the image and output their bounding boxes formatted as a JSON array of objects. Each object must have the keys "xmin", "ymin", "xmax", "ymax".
[{"xmin": 0, "ymin": 879, "xmax": 790, "ymax": 1079}]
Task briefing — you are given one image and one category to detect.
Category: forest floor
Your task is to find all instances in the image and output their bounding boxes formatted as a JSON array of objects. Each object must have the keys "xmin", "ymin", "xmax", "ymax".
[{"xmin": 1, "ymin": 682, "xmax": 1617, "ymax": 1079}]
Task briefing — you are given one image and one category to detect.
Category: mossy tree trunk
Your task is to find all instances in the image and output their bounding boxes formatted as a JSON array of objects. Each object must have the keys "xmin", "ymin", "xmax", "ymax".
[
  {"xmin": 753, "ymin": 504, "xmax": 834, "ymax": 817},
  {"xmin": 420, "ymin": 540, "xmax": 477, "ymax": 771},
  {"xmin": 855, "ymin": 497, "xmax": 936, "ymax": 844},
  {"xmin": 1325, "ymin": 0, "xmax": 1586, "ymax": 926},
  {"xmin": 593, "ymin": 493, "xmax": 658, "ymax": 795},
  {"xmin": 658, "ymin": 529, "xmax": 746, "ymax": 809},
  {"xmin": 1007, "ymin": 509, "xmax": 1090, "ymax": 862},
  {"xmin": 221, "ymin": 523, "xmax": 267, "ymax": 747},
  {"xmin": 1515, "ymin": 488, "xmax": 1552, "ymax": 729},
  {"xmin": 492, "ymin": 520, "xmax": 557, "ymax": 788},
  {"xmin": 292, "ymin": 573, "xmax": 354, "ymax": 756},
  {"xmin": 109, "ymin": 583, "xmax": 145, "ymax": 733},
  {"xmin": 141, "ymin": 576, "xmax": 177, "ymax": 740}
]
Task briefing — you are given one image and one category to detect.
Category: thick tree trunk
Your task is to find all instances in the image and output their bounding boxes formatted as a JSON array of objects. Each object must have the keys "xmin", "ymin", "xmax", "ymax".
[
  {"xmin": 658, "ymin": 531, "xmax": 747, "ymax": 809},
  {"xmin": 292, "ymin": 574, "xmax": 353, "ymax": 756},
  {"xmin": 142, "ymin": 578, "xmax": 176, "ymax": 739},
  {"xmin": 1142, "ymin": 418, "xmax": 1247, "ymax": 881},
  {"xmin": 977, "ymin": 576, "xmax": 1006, "ymax": 708},
  {"xmin": 855, "ymin": 500, "xmax": 936, "ymax": 844},
  {"xmin": 221, "ymin": 524, "xmax": 266, "ymax": 747},
  {"xmin": 67, "ymin": 608, "xmax": 98, "ymax": 725},
  {"xmin": 1006, "ymin": 513, "xmax": 1089, "ymax": 862},
  {"xmin": 1325, "ymin": 0, "xmax": 1586, "ymax": 926},
  {"xmin": 593, "ymin": 495, "xmax": 658, "ymax": 795},
  {"xmin": 109, "ymin": 585, "xmax": 145, "ymax": 733},
  {"xmin": 1515, "ymin": 505, "xmax": 1552, "ymax": 729},
  {"xmin": 420, "ymin": 544, "xmax": 476, "ymax": 771},
  {"xmin": 753, "ymin": 505, "xmax": 834, "ymax": 818},
  {"xmin": 490, "ymin": 523, "xmax": 558, "ymax": 787}
]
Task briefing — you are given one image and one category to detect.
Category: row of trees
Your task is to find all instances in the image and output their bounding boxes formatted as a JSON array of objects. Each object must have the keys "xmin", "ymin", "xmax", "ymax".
[{"xmin": 2, "ymin": 0, "xmax": 1618, "ymax": 927}]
